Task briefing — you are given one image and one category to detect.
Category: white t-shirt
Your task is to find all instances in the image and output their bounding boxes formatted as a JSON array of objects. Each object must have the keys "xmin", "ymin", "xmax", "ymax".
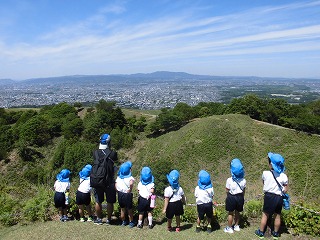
[
  {"xmin": 262, "ymin": 170, "xmax": 288, "ymax": 196},
  {"xmin": 164, "ymin": 186, "xmax": 184, "ymax": 203},
  {"xmin": 194, "ymin": 186, "xmax": 214, "ymax": 205},
  {"xmin": 115, "ymin": 176, "xmax": 135, "ymax": 193},
  {"xmin": 54, "ymin": 180, "xmax": 70, "ymax": 193},
  {"xmin": 137, "ymin": 181, "xmax": 155, "ymax": 199},
  {"xmin": 77, "ymin": 178, "xmax": 91, "ymax": 193},
  {"xmin": 226, "ymin": 177, "xmax": 246, "ymax": 195}
]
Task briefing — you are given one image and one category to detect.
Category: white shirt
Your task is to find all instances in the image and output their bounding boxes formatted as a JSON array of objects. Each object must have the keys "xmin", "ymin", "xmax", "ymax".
[
  {"xmin": 115, "ymin": 176, "xmax": 135, "ymax": 193},
  {"xmin": 194, "ymin": 186, "xmax": 214, "ymax": 205},
  {"xmin": 54, "ymin": 180, "xmax": 70, "ymax": 193},
  {"xmin": 77, "ymin": 178, "xmax": 91, "ymax": 193},
  {"xmin": 164, "ymin": 186, "xmax": 184, "ymax": 202},
  {"xmin": 226, "ymin": 177, "xmax": 246, "ymax": 195},
  {"xmin": 138, "ymin": 181, "xmax": 155, "ymax": 199},
  {"xmin": 262, "ymin": 170, "xmax": 288, "ymax": 196}
]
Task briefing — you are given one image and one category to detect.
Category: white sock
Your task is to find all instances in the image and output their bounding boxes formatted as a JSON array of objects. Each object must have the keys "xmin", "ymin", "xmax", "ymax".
[
  {"xmin": 138, "ymin": 220, "xmax": 142, "ymax": 225},
  {"xmin": 148, "ymin": 216, "xmax": 153, "ymax": 225}
]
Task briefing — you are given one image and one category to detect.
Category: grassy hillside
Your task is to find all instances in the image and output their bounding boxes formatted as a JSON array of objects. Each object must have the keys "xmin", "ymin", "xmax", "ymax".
[{"xmin": 133, "ymin": 114, "xmax": 320, "ymax": 205}]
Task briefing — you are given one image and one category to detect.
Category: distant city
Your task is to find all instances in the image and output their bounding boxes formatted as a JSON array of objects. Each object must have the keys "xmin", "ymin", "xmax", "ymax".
[{"xmin": 1, "ymin": 72, "xmax": 320, "ymax": 109}]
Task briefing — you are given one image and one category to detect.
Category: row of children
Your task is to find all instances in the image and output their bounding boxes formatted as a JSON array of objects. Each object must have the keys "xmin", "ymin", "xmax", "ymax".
[{"xmin": 54, "ymin": 151, "xmax": 288, "ymax": 239}]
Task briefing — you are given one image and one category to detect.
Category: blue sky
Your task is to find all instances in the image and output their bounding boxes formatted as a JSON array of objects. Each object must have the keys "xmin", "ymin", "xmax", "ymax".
[{"xmin": 1, "ymin": 0, "xmax": 320, "ymax": 80}]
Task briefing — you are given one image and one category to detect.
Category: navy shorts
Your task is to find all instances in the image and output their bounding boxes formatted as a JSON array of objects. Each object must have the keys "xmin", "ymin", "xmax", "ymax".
[
  {"xmin": 93, "ymin": 184, "xmax": 116, "ymax": 204},
  {"xmin": 197, "ymin": 202, "xmax": 213, "ymax": 220},
  {"xmin": 263, "ymin": 192, "xmax": 283, "ymax": 215},
  {"xmin": 225, "ymin": 193, "xmax": 244, "ymax": 212},
  {"xmin": 137, "ymin": 196, "xmax": 153, "ymax": 213},
  {"xmin": 117, "ymin": 192, "xmax": 133, "ymax": 210},
  {"xmin": 76, "ymin": 191, "xmax": 91, "ymax": 206},
  {"xmin": 166, "ymin": 200, "xmax": 184, "ymax": 219},
  {"xmin": 54, "ymin": 192, "xmax": 67, "ymax": 209}
]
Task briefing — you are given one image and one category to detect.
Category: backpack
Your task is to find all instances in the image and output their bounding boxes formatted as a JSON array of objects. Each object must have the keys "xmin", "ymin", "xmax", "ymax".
[{"xmin": 90, "ymin": 149, "xmax": 114, "ymax": 188}]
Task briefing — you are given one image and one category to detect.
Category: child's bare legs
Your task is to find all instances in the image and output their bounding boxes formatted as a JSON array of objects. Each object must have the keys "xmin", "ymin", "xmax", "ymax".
[
  {"xmin": 128, "ymin": 209, "xmax": 133, "ymax": 222},
  {"xmin": 167, "ymin": 218, "xmax": 173, "ymax": 229},
  {"xmin": 120, "ymin": 208, "xmax": 126, "ymax": 221},
  {"xmin": 176, "ymin": 215, "xmax": 181, "ymax": 227},
  {"xmin": 227, "ymin": 211, "xmax": 234, "ymax": 227},
  {"xmin": 78, "ymin": 204, "xmax": 84, "ymax": 218},
  {"xmin": 86, "ymin": 204, "xmax": 92, "ymax": 217},
  {"xmin": 259, "ymin": 212, "xmax": 269, "ymax": 232},
  {"xmin": 274, "ymin": 213, "xmax": 281, "ymax": 232},
  {"xmin": 207, "ymin": 217, "xmax": 212, "ymax": 226},
  {"xmin": 196, "ymin": 217, "xmax": 201, "ymax": 226},
  {"xmin": 234, "ymin": 210, "xmax": 240, "ymax": 226}
]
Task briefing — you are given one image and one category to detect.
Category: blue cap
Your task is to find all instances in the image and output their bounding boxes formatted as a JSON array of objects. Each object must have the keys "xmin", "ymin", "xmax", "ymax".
[
  {"xmin": 56, "ymin": 169, "xmax": 71, "ymax": 182},
  {"xmin": 140, "ymin": 167, "xmax": 154, "ymax": 185},
  {"xmin": 166, "ymin": 170, "xmax": 180, "ymax": 189},
  {"xmin": 100, "ymin": 134, "xmax": 110, "ymax": 145},
  {"xmin": 198, "ymin": 170, "xmax": 212, "ymax": 190},
  {"xmin": 230, "ymin": 158, "xmax": 245, "ymax": 181},
  {"xmin": 268, "ymin": 152, "xmax": 285, "ymax": 174},
  {"xmin": 79, "ymin": 164, "xmax": 92, "ymax": 180},
  {"xmin": 118, "ymin": 161, "xmax": 132, "ymax": 179}
]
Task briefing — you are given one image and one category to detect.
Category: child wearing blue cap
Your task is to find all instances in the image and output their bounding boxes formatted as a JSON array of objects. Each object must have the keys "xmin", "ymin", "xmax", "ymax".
[
  {"xmin": 255, "ymin": 152, "xmax": 288, "ymax": 240},
  {"xmin": 224, "ymin": 158, "xmax": 246, "ymax": 234},
  {"xmin": 162, "ymin": 170, "xmax": 186, "ymax": 232},
  {"xmin": 115, "ymin": 161, "xmax": 135, "ymax": 228},
  {"xmin": 76, "ymin": 164, "xmax": 94, "ymax": 222},
  {"xmin": 137, "ymin": 166, "xmax": 155, "ymax": 229},
  {"xmin": 194, "ymin": 170, "xmax": 214, "ymax": 233},
  {"xmin": 54, "ymin": 169, "xmax": 71, "ymax": 222}
]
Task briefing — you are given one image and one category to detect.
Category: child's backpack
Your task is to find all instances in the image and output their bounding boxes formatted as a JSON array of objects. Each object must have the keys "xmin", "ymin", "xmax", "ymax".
[{"xmin": 90, "ymin": 149, "xmax": 114, "ymax": 188}]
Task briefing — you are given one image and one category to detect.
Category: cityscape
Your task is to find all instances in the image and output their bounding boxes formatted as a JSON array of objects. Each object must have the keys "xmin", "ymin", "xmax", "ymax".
[{"xmin": 1, "ymin": 72, "xmax": 320, "ymax": 109}]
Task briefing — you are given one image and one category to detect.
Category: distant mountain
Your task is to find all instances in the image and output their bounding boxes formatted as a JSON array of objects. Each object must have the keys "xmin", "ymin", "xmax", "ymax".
[{"xmin": 0, "ymin": 79, "xmax": 15, "ymax": 85}]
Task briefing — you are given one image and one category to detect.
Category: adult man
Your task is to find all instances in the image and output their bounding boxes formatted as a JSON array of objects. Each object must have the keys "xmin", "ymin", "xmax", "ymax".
[{"xmin": 92, "ymin": 133, "xmax": 118, "ymax": 225}]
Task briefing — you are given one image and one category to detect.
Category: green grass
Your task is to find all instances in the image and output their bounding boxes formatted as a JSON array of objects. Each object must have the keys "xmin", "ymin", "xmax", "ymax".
[{"xmin": 0, "ymin": 219, "xmax": 316, "ymax": 240}]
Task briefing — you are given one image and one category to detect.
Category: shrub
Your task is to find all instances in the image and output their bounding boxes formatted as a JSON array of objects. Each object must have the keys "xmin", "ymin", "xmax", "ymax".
[
  {"xmin": 244, "ymin": 199, "xmax": 263, "ymax": 219},
  {"xmin": 181, "ymin": 205, "xmax": 197, "ymax": 223},
  {"xmin": 0, "ymin": 194, "xmax": 21, "ymax": 226},
  {"xmin": 22, "ymin": 186, "xmax": 55, "ymax": 222}
]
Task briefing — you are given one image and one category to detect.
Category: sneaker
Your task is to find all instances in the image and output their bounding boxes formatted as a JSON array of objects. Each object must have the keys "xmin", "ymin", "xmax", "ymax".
[
  {"xmin": 80, "ymin": 217, "xmax": 85, "ymax": 222},
  {"xmin": 129, "ymin": 221, "xmax": 135, "ymax": 228},
  {"xmin": 167, "ymin": 226, "xmax": 173, "ymax": 232},
  {"xmin": 87, "ymin": 216, "xmax": 93, "ymax": 222},
  {"xmin": 60, "ymin": 216, "xmax": 66, "ymax": 222},
  {"xmin": 148, "ymin": 224, "xmax": 154, "ymax": 229},
  {"xmin": 233, "ymin": 225, "xmax": 240, "ymax": 232},
  {"xmin": 94, "ymin": 218, "xmax": 103, "ymax": 225},
  {"xmin": 62, "ymin": 215, "xmax": 68, "ymax": 222},
  {"xmin": 224, "ymin": 226, "xmax": 234, "ymax": 234},
  {"xmin": 196, "ymin": 225, "xmax": 201, "ymax": 233},
  {"xmin": 255, "ymin": 229, "xmax": 265, "ymax": 239},
  {"xmin": 175, "ymin": 227, "xmax": 181, "ymax": 232},
  {"xmin": 105, "ymin": 219, "xmax": 111, "ymax": 225},
  {"xmin": 121, "ymin": 221, "xmax": 128, "ymax": 226},
  {"xmin": 271, "ymin": 231, "xmax": 280, "ymax": 240},
  {"xmin": 207, "ymin": 224, "xmax": 212, "ymax": 233}
]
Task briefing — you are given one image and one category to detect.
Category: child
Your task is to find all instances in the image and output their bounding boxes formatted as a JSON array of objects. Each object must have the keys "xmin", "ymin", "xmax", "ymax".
[
  {"xmin": 255, "ymin": 152, "xmax": 288, "ymax": 240},
  {"xmin": 137, "ymin": 166, "xmax": 155, "ymax": 229},
  {"xmin": 53, "ymin": 169, "xmax": 71, "ymax": 222},
  {"xmin": 162, "ymin": 169, "xmax": 186, "ymax": 232},
  {"xmin": 194, "ymin": 170, "xmax": 214, "ymax": 233},
  {"xmin": 115, "ymin": 161, "xmax": 135, "ymax": 228},
  {"xmin": 224, "ymin": 158, "xmax": 246, "ymax": 234},
  {"xmin": 76, "ymin": 164, "xmax": 94, "ymax": 222}
]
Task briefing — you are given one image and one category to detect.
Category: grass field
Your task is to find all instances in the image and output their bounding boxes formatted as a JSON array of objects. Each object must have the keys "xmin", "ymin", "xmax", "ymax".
[{"xmin": 0, "ymin": 218, "xmax": 316, "ymax": 240}]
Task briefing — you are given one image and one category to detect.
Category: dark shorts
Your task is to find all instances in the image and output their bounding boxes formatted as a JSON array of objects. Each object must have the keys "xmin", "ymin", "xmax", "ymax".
[
  {"xmin": 263, "ymin": 192, "xmax": 283, "ymax": 215},
  {"xmin": 54, "ymin": 192, "xmax": 67, "ymax": 209},
  {"xmin": 166, "ymin": 200, "xmax": 184, "ymax": 219},
  {"xmin": 93, "ymin": 184, "xmax": 116, "ymax": 204},
  {"xmin": 137, "ymin": 196, "xmax": 153, "ymax": 213},
  {"xmin": 225, "ymin": 193, "xmax": 244, "ymax": 212},
  {"xmin": 76, "ymin": 191, "xmax": 91, "ymax": 206},
  {"xmin": 197, "ymin": 202, "xmax": 213, "ymax": 220},
  {"xmin": 117, "ymin": 192, "xmax": 133, "ymax": 210}
]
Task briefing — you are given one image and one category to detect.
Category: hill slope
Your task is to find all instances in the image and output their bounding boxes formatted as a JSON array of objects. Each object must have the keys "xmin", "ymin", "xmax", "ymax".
[{"xmin": 133, "ymin": 114, "xmax": 320, "ymax": 204}]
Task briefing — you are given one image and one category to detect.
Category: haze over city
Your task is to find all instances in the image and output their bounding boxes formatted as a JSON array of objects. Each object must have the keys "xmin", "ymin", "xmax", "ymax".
[{"xmin": 1, "ymin": 0, "xmax": 320, "ymax": 80}]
